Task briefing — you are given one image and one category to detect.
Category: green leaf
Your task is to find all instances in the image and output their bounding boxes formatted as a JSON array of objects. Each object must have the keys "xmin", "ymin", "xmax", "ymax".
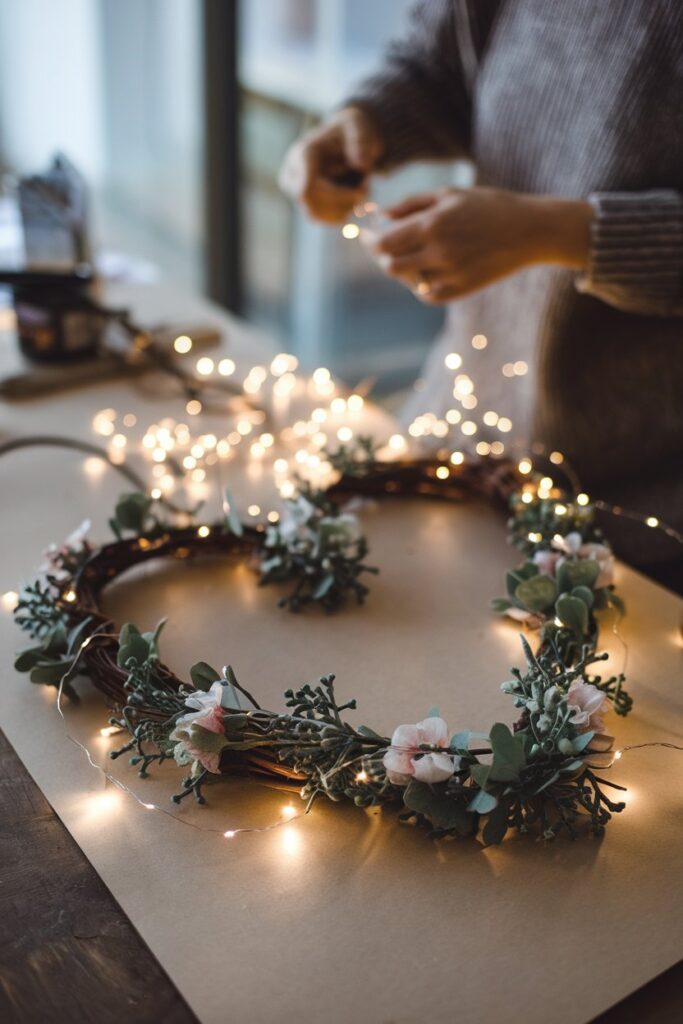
[
  {"xmin": 481, "ymin": 799, "xmax": 508, "ymax": 844},
  {"xmin": 190, "ymin": 661, "xmax": 220, "ymax": 692},
  {"xmin": 117, "ymin": 623, "xmax": 150, "ymax": 667},
  {"xmin": 29, "ymin": 659, "xmax": 71, "ymax": 684},
  {"xmin": 514, "ymin": 574, "xmax": 557, "ymax": 612},
  {"xmin": 14, "ymin": 646, "xmax": 45, "ymax": 673},
  {"xmin": 571, "ymin": 585, "xmax": 594, "ymax": 609},
  {"xmin": 468, "ymin": 788, "xmax": 498, "ymax": 814},
  {"xmin": 403, "ymin": 780, "xmax": 471, "ymax": 832},
  {"xmin": 490, "ymin": 597, "xmax": 513, "ymax": 614},
  {"xmin": 572, "ymin": 731, "xmax": 594, "ymax": 754},
  {"xmin": 505, "ymin": 563, "xmax": 538, "ymax": 601},
  {"xmin": 357, "ymin": 725, "xmax": 385, "ymax": 741},
  {"xmin": 426, "ymin": 706, "xmax": 440, "ymax": 718},
  {"xmin": 489, "ymin": 722, "xmax": 526, "ymax": 782},
  {"xmin": 114, "ymin": 492, "xmax": 152, "ymax": 533},
  {"xmin": 608, "ymin": 592, "xmax": 626, "ymax": 616},
  {"xmin": 557, "ymin": 558, "xmax": 600, "ymax": 592},
  {"xmin": 313, "ymin": 574, "xmax": 335, "ymax": 599},
  {"xmin": 450, "ymin": 730, "xmax": 471, "ymax": 751},
  {"xmin": 470, "ymin": 763, "xmax": 492, "ymax": 790},
  {"xmin": 223, "ymin": 490, "xmax": 244, "ymax": 537},
  {"xmin": 555, "ymin": 594, "xmax": 588, "ymax": 636}
]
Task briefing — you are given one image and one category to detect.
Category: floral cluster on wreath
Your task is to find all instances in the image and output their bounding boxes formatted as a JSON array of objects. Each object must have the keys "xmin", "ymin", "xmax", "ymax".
[{"xmin": 13, "ymin": 456, "xmax": 632, "ymax": 845}]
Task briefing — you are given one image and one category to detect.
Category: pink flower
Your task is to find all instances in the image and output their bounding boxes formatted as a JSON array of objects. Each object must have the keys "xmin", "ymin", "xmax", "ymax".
[
  {"xmin": 383, "ymin": 717, "xmax": 459, "ymax": 786},
  {"xmin": 578, "ymin": 543, "xmax": 615, "ymax": 588},
  {"xmin": 532, "ymin": 549, "xmax": 561, "ymax": 576},
  {"xmin": 567, "ymin": 680, "xmax": 609, "ymax": 733},
  {"xmin": 171, "ymin": 681, "xmax": 227, "ymax": 774}
]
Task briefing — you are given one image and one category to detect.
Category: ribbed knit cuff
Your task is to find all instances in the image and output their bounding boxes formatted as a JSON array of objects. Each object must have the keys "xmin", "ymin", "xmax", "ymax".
[
  {"xmin": 577, "ymin": 190, "xmax": 683, "ymax": 315},
  {"xmin": 344, "ymin": 80, "xmax": 431, "ymax": 170}
]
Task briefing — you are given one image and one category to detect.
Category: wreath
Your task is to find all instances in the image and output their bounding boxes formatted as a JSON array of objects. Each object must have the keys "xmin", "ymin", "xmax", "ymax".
[{"xmin": 13, "ymin": 453, "xmax": 634, "ymax": 845}]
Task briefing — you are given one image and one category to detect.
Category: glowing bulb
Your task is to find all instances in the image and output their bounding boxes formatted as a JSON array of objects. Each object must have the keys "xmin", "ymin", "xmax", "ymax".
[
  {"xmin": 483, "ymin": 410, "xmax": 499, "ymax": 426},
  {"xmin": 646, "ymin": 516, "xmax": 659, "ymax": 528},
  {"xmin": 472, "ymin": 334, "xmax": 487, "ymax": 349},
  {"xmin": 539, "ymin": 476, "xmax": 553, "ymax": 491},
  {"xmin": 337, "ymin": 426, "xmax": 353, "ymax": 442},
  {"xmin": 186, "ymin": 399, "xmax": 202, "ymax": 416},
  {"xmin": 218, "ymin": 358, "xmax": 236, "ymax": 376},
  {"xmin": 267, "ymin": 510, "xmax": 280, "ymax": 523},
  {"xmin": 389, "ymin": 434, "xmax": 406, "ymax": 451},
  {"xmin": 247, "ymin": 504, "xmax": 261, "ymax": 517},
  {"xmin": 122, "ymin": 413, "xmax": 137, "ymax": 428},
  {"xmin": 502, "ymin": 363, "xmax": 515, "ymax": 377},
  {"xmin": 173, "ymin": 335, "xmax": 192, "ymax": 354},
  {"xmin": 555, "ymin": 504, "xmax": 567, "ymax": 516},
  {"xmin": 63, "ymin": 589, "xmax": 77, "ymax": 603},
  {"xmin": 497, "ymin": 417, "xmax": 512, "ymax": 433},
  {"xmin": 444, "ymin": 352, "xmax": 462, "ymax": 370},
  {"xmin": 99, "ymin": 725, "xmax": 122, "ymax": 738},
  {"xmin": 282, "ymin": 804, "xmax": 297, "ymax": 820},
  {"xmin": 347, "ymin": 394, "xmax": 364, "ymax": 412},
  {"xmin": 342, "ymin": 222, "xmax": 360, "ymax": 239},
  {"xmin": 197, "ymin": 525, "xmax": 210, "ymax": 538},
  {"xmin": 576, "ymin": 493, "xmax": 590, "ymax": 506},
  {"xmin": 476, "ymin": 441, "xmax": 491, "ymax": 456},
  {"xmin": 183, "ymin": 456, "xmax": 196, "ymax": 471},
  {"xmin": 436, "ymin": 466, "xmax": 450, "ymax": 480},
  {"xmin": 260, "ymin": 433, "xmax": 274, "ymax": 448},
  {"xmin": 355, "ymin": 770, "xmax": 368, "ymax": 783},
  {"xmin": 1, "ymin": 590, "xmax": 18, "ymax": 612},
  {"xmin": 522, "ymin": 492, "xmax": 533, "ymax": 504},
  {"xmin": 237, "ymin": 420, "xmax": 252, "ymax": 436},
  {"xmin": 450, "ymin": 451, "xmax": 464, "ymax": 465},
  {"xmin": 151, "ymin": 487, "xmax": 162, "ymax": 500},
  {"xmin": 152, "ymin": 448, "xmax": 166, "ymax": 463},
  {"xmin": 224, "ymin": 830, "xmax": 236, "ymax": 839},
  {"xmin": 273, "ymin": 458, "xmax": 288, "ymax": 474},
  {"xmin": 250, "ymin": 443, "xmax": 265, "ymax": 459},
  {"xmin": 461, "ymin": 421, "xmax": 477, "ymax": 436},
  {"xmin": 518, "ymin": 458, "xmax": 532, "ymax": 474},
  {"xmin": 527, "ymin": 532, "xmax": 542, "ymax": 543},
  {"xmin": 196, "ymin": 357, "xmax": 214, "ymax": 376},
  {"xmin": 549, "ymin": 451, "xmax": 564, "ymax": 465},
  {"xmin": 446, "ymin": 409, "xmax": 461, "ymax": 425},
  {"xmin": 142, "ymin": 802, "xmax": 155, "ymax": 811},
  {"xmin": 191, "ymin": 468, "xmax": 206, "ymax": 483},
  {"xmin": 490, "ymin": 441, "xmax": 505, "ymax": 456},
  {"xmin": 513, "ymin": 360, "xmax": 528, "ymax": 375}
]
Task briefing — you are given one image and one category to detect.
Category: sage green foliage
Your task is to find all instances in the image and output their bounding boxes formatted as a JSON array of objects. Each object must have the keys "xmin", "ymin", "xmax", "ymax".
[
  {"xmin": 258, "ymin": 483, "xmax": 378, "ymax": 613},
  {"xmin": 324, "ymin": 434, "xmax": 378, "ymax": 477}
]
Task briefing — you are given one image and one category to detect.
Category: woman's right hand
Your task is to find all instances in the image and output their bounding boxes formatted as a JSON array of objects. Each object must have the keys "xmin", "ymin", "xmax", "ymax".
[{"xmin": 278, "ymin": 107, "xmax": 384, "ymax": 223}]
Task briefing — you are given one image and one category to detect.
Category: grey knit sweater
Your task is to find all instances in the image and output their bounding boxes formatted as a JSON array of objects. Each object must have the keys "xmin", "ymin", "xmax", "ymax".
[{"xmin": 348, "ymin": 0, "xmax": 683, "ymax": 565}]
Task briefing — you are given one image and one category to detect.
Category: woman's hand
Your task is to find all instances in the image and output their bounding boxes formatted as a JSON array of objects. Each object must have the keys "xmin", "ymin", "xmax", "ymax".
[
  {"xmin": 279, "ymin": 107, "xmax": 384, "ymax": 224},
  {"xmin": 369, "ymin": 187, "xmax": 594, "ymax": 303}
]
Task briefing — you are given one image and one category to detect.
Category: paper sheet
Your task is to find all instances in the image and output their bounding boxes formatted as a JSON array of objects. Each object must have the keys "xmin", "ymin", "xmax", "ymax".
[{"xmin": 2, "ymin": 449, "xmax": 682, "ymax": 1024}]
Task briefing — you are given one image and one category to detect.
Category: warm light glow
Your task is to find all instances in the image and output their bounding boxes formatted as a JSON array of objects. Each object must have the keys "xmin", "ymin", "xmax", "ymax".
[
  {"xmin": 152, "ymin": 448, "xmax": 166, "ymax": 463},
  {"xmin": 461, "ymin": 420, "xmax": 477, "ymax": 436},
  {"xmin": 521, "ymin": 492, "xmax": 533, "ymax": 504},
  {"xmin": 237, "ymin": 420, "xmax": 253, "ymax": 436},
  {"xmin": 83, "ymin": 456, "xmax": 105, "ymax": 478},
  {"xmin": 355, "ymin": 770, "xmax": 368, "ymax": 783},
  {"xmin": 250, "ymin": 443, "xmax": 266, "ymax": 459},
  {"xmin": 450, "ymin": 451, "xmax": 464, "ymax": 465},
  {"xmin": 342, "ymin": 222, "xmax": 360, "ymax": 239},
  {"xmin": 555, "ymin": 504, "xmax": 567, "ymax": 516},
  {"xmin": 123, "ymin": 413, "xmax": 137, "ymax": 428},
  {"xmin": 330, "ymin": 397, "xmax": 346, "ymax": 415},
  {"xmin": 337, "ymin": 426, "xmax": 353, "ymax": 443},
  {"xmin": 173, "ymin": 334, "xmax": 192, "ymax": 354},
  {"xmin": 461, "ymin": 394, "xmax": 477, "ymax": 410},
  {"xmin": 197, "ymin": 525, "xmax": 210, "ymax": 538},
  {"xmin": 646, "ymin": 516, "xmax": 659, "ymax": 528},
  {"xmin": 186, "ymin": 399, "xmax": 202, "ymax": 416},
  {"xmin": 513, "ymin": 360, "xmax": 528, "ymax": 375},
  {"xmin": 445, "ymin": 409, "xmax": 461, "ymax": 425},
  {"xmin": 247, "ymin": 504, "xmax": 261, "ymax": 517},
  {"xmin": 453, "ymin": 373, "xmax": 474, "ymax": 396},
  {"xmin": 497, "ymin": 417, "xmax": 512, "ymax": 433},
  {"xmin": 436, "ymin": 466, "xmax": 450, "ymax": 480},
  {"xmin": 63, "ymin": 589, "xmax": 77, "ymax": 603},
  {"xmin": 483, "ymin": 410, "xmax": 499, "ymax": 426},
  {"xmin": 1, "ymin": 590, "xmax": 18, "ymax": 612},
  {"xmin": 445, "ymin": 352, "xmax": 462, "ymax": 370},
  {"xmin": 576, "ymin": 493, "xmax": 590, "ymax": 506},
  {"xmin": 142, "ymin": 802, "xmax": 155, "ymax": 810},
  {"xmin": 549, "ymin": 450, "xmax": 564, "ymax": 465},
  {"xmin": 490, "ymin": 441, "xmax": 505, "ymax": 456},
  {"xmin": 347, "ymin": 393, "xmax": 364, "ymax": 412},
  {"xmin": 471, "ymin": 334, "xmax": 487, "ymax": 349},
  {"xmin": 196, "ymin": 357, "xmax": 214, "ymax": 376},
  {"xmin": 267, "ymin": 510, "xmax": 280, "ymax": 523},
  {"xmin": 150, "ymin": 488, "xmax": 162, "ymax": 500},
  {"xmin": 218, "ymin": 358, "xmax": 236, "ymax": 376},
  {"xmin": 282, "ymin": 804, "xmax": 297, "ymax": 820},
  {"xmin": 539, "ymin": 476, "xmax": 553, "ymax": 491},
  {"xmin": 476, "ymin": 441, "xmax": 491, "ymax": 456},
  {"xmin": 270, "ymin": 352, "xmax": 298, "ymax": 376},
  {"xmin": 191, "ymin": 468, "xmax": 206, "ymax": 483},
  {"xmin": 389, "ymin": 434, "xmax": 406, "ymax": 451},
  {"xmin": 528, "ymin": 532, "xmax": 542, "ymax": 543},
  {"xmin": 273, "ymin": 458, "xmax": 288, "ymax": 474},
  {"xmin": 502, "ymin": 363, "xmax": 515, "ymax": 377},
  {"xmin": 224, "ymin": 830, "xmax": 236, "ymax": 839},
  {"xmin": 183, "ymin": 456, "xmax": 197, "ymax": 471},
  {"xmin": 614, "ymin": 750, "xmax": 623, "ymax": 760},
  {"xmin": 518, "ymin": 458, "xmax": 532, "ymax": 474},
  {"xmin": 99, "ymin": 725, "xmax": 122, "ymax": 738}
]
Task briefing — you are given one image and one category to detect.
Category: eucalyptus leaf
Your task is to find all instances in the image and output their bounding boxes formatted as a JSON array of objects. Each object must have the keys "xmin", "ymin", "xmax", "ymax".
[
  {"xmin": 571, "ymin": 585, "xmax": 594, "ymax": 609},
  {"xmin": 490, "ymin": 597, "xmax": 513, "ymax": 614},
  {"xmin": 117, "ymin": 623, "xmax": 150, "ymax": 667},
  {"xmin": 557, "ymin": 558, "xmax": 600, "ymax": 592},
  {"xmin": 489, "ymin": 722, "xmax": 526, "ymax": 781},
  {"xmin": 468, "ymin": 788, "xmax": 498, "ymax": 814},
  {"xmin": 190, "ymin": 661, "xmax": 221, "ymax": 692},
  {"xmin": 403, "ymin": 780, "xmax": 471, "ymax": 832},
  {"xmin": 450, "ymin": 730, "xmax": 471, "ymax": 751},
  {"xmin": 515, "ymin": 573, "xmax": 557, "ymax": 612},
  {"xmin": 555, "ymin": 594, "xmax": 588, "ymax": 636},
  {"xmin": 572, "ymin": 731, "xmax": 595, "ymax": 754}
]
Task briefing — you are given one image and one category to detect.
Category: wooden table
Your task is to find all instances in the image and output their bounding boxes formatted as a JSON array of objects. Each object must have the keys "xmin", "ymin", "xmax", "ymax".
[{"xmin": 1, "ymin": 282, "xmax": 681, "ymax": 1024}]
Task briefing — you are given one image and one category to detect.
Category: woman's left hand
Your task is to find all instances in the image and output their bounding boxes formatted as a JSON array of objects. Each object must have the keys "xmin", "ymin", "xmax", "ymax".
[{"xmin": 368, "ymin": 187, "xmax": 593, "ymax": 303}]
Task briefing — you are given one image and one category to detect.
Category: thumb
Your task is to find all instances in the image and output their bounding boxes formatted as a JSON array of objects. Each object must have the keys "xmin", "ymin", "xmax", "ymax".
[{"xmin": 383, "ymin": 192, "xmax": 439, "ymax": 220}]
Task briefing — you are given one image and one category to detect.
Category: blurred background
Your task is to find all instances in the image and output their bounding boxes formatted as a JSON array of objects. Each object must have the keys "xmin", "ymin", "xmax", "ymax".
[{"xmin": 0, "ymin": 0, "xmax": 474, "ymax": 394}]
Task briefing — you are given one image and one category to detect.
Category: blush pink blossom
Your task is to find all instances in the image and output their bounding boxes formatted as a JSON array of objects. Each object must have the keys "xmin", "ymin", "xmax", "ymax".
[
  {"xmin": 532, "ymin": 549, "xmax": 561, "ymax": 577},
  {"xmin": 567, "ymin": 679, "xmax": 609, "ymax": 733},
  {"xmin": 383, "ymin": 716, "xmax": 459, "ymax": 786}
]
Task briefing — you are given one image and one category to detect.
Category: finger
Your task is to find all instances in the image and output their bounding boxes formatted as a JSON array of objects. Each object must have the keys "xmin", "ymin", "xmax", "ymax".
[
  {"xmin": 383, "ymin": 192, "xmax": 439, "ymax": 220},
  {"xmin": 344, "ymin": 119, "xmax": 378, "ymax": 173},
  {"xmin": 414, "ymin": 279, "xmax": 466, "ymax": 305},
  {"xmin": 301, "ymin": 178, "xmax": 366, "ymax": 222},
  {"xmin": 380, "ymin": 251, "xmax": 445, "ymax": 277},
  {"xmin": 372, "ymin": 215, "xmax": 427, "ymax": 256}
]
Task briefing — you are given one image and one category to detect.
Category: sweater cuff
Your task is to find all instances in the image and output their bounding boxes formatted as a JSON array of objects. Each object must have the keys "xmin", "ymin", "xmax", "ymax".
[{"xmin": 576, "ymin": 190, "xmax": 683, "ymax": 315}]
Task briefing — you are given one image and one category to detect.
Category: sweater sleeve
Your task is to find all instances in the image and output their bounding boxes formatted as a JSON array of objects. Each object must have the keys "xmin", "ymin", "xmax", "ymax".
[
  {"xmin": 576, "ymin": 191, "xmax": 683, "ymax": 316},
  {"xmin": 344, "ymin": 0, "xmax": 500, "ymax": 170}
]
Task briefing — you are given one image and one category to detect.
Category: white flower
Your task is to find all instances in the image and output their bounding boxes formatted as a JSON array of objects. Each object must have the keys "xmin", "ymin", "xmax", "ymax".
[
  {"xmin": 175, "ymin": 680, "xmax": 225, "ymax": 731},
  {"xmin": 578, "ymin": 542, "xmax": 615, "ymax": 588},
  {"xmin": 383, "ymin": 717, "xmax": 460, "ymax": 786},
  {"xmin": 318, "ymin": 512, "xmax": 361, "ymax": 546},
  {"xmin": 551, "ymin": 532, "xmax": 583, "ymax": 556},
  {"xmin": 277, "ymin": 495, "xmax": 317, "ymax": 544},
  {"xmin": 566, "ymin": 679, "xmax": 609, "ymax": 733}
]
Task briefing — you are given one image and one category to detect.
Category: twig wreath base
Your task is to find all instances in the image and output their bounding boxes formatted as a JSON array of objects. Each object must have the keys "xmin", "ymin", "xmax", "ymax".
[{"xmin": 13, "ymin": 456, "xmax": 635, "ymax": 845}]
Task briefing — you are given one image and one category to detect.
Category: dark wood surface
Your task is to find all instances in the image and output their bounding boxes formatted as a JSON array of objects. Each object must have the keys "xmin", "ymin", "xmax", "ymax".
[{"xmin": 1, "ymin": 728, "xmax": 680, "ymax": 1024}]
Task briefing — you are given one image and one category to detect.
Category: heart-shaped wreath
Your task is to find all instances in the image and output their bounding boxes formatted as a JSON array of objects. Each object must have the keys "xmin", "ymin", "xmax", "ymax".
[{"xmin": 13, "ymin": 455, "xmax": 632, "ymax": 844}]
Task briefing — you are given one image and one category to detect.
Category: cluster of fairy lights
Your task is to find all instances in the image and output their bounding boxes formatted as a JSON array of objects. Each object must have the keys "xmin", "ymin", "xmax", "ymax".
[{"xmin": 3, "ymin": 326, "xmax": 682, "ymax": 843}]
